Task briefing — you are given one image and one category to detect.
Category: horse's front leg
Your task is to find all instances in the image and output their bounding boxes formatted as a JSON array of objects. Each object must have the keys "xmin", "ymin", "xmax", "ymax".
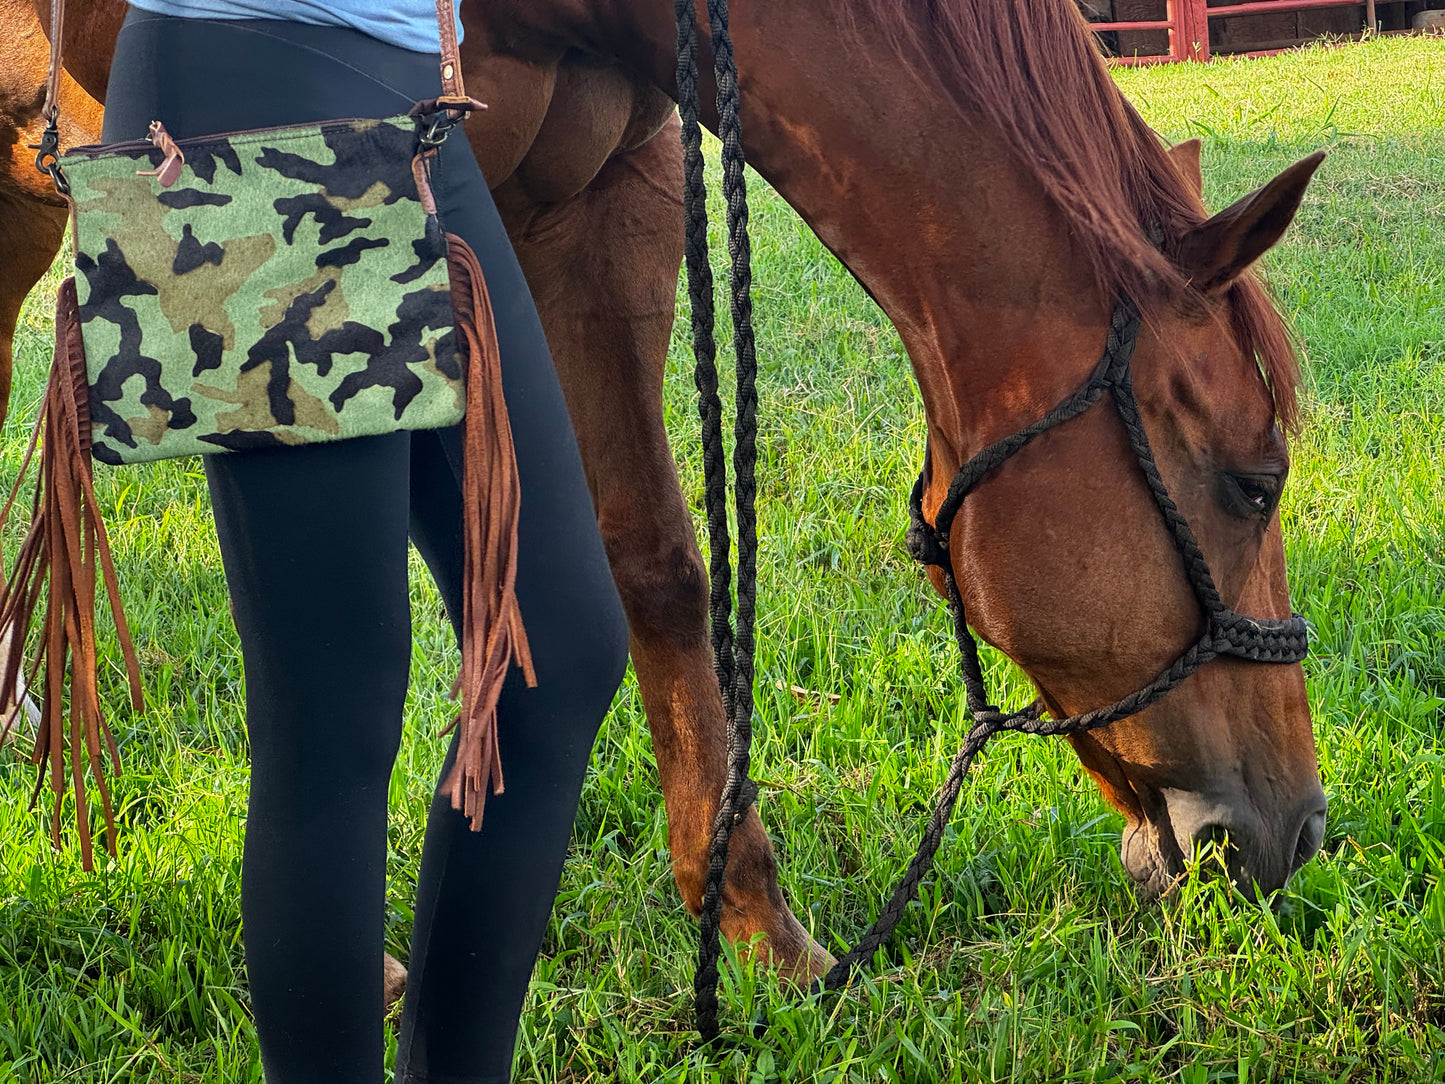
[
  {"xmin": 0, "ymin": 189, "xmax": 70, "ymax": 431},
  {"xmin": 497, "ymin": 117, "xmax": 833, "ymax": 983}
]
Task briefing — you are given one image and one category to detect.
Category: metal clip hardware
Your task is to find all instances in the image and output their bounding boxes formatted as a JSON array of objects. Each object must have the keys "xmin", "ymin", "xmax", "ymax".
[
  {"xmin": 29, "ymin": 108, "xmax": 70, "ymax": 196},
  {"xmin": 418, "ymin": 114, "xmax": 457, "ymax": 151}
]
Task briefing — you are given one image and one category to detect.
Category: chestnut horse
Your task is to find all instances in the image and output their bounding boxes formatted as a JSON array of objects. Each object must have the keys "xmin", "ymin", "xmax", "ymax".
[{"xmin": 0, "ymin": 0, "xmax": 1326, "ymax": 984}]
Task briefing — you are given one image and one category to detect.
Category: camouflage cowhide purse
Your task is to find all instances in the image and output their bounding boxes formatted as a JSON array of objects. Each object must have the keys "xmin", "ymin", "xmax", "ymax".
[
  {"xmin": 64, "ymin": 115, "xmax": 467, "ymax": 464},
  {"xmin": 0, "ymin": 0, "xmax": 533, "ymax": 868}
]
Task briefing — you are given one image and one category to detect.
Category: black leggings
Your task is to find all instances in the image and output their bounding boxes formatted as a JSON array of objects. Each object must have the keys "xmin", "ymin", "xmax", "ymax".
[{"xmin": 103, "ymin": 13, "xmax": 629, "ymax": 1083}]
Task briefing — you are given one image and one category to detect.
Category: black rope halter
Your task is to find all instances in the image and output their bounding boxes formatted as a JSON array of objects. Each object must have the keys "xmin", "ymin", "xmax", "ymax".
[
  {"xmin": 674, "ymin": 0, "xmax": 1309, "ymax": 1041},
  {"xmin": 814, "ymin": 295, "xmax": 1310, "ymax": 991}
]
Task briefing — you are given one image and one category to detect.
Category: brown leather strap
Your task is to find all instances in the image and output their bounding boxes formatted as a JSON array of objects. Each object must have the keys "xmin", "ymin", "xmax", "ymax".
[
  {"xmin": 42, "ymin": 0, "xmax": 63, "ymax": 122},
  {"xmin": 40, "ymin": 0, "xmax": 476, "ymax": 130},
  {"xmin": 435, "ymin": 0, "xmax": 468, "ymax": 106}
]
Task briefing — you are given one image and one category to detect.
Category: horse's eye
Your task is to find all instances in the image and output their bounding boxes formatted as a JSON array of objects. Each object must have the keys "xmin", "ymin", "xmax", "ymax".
[{"xmin": 1220, "ymin": 472, "xmax": 1281, "ymax": 520}]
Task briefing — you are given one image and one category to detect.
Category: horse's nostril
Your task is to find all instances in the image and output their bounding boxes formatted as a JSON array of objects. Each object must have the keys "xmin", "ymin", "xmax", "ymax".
[
  {"xmin": 1186, "ymin": 821, "xmax": 1235, "ymax": 866},
  {"xmin": 1197, "ymin": 822, "xmax": 1231, "ymax": 849},
  {"xmin": 1293, "ymin": 809, "xmax": 1326, "ymax": 872}
]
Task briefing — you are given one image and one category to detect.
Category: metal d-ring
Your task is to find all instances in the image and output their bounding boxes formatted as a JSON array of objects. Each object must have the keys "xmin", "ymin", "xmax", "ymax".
[{"xmin": 418, "ymin": 114, "xmax": 456, "ymax": 150}]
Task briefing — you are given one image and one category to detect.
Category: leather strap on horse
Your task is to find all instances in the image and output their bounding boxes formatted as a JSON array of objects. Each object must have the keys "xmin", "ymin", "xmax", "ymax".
[
  {"xmin": 0, "ymin": 277, "xmax": 143, "ymax": 870},
  {"xmin": 442, "ymin": 234, "xmax": 536, "ymax": 830}
]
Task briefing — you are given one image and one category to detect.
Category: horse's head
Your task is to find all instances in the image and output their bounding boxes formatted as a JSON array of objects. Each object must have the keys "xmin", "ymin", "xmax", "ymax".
[
  {"xmin": 655, "ymin": 0, "xmax": 1330, "ymax": 907},
  {"xmin": 932, "ymin": 142, "xmax": 1326, "ymax": 899}
]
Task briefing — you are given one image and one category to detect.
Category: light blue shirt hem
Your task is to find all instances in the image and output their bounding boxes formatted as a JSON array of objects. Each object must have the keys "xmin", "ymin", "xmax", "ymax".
[{"xmin": 124, "ymin": 0, "xmax": 462, "ymax": 56}]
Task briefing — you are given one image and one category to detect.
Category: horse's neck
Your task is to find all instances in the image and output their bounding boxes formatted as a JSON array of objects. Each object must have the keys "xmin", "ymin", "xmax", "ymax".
[{"xmin": 725, "ymin": 18, "xmax": 1108, "ymax": 466}]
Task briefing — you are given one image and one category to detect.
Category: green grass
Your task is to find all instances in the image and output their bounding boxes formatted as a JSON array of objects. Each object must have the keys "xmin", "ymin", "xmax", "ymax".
[{"xmin": 3, "ymin": 34, "xmax": 1444, "ymax": 1084}]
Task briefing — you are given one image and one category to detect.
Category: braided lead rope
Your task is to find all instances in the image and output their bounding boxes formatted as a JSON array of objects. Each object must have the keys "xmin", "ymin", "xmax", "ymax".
[
  {"xmin": 675, "ymin": 0, "xmax": 764, "ymax": 1044},
  {"xmin": 932, "ymin": 299, "xmax": 1140, "ymax": 549},
  {"xmin": 674, "ymin": 0, "xmax": 735, "ymax": 720},
  {"xmin": 1109, "ymin": 362, "xmax": 1227, "ymax": 616},
  {"xmin": 817, "ymin": 305, "xmax": 1137, "ymax": 989},
  {"xmin": 705, "ymin": 0, "xmax": 763, "ymax": 886}
]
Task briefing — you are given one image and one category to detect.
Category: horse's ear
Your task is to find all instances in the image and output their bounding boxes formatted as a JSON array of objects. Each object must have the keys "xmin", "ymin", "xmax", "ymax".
[
  {"xmin": 1166, "ymin": 138, "xmax": 1204, "ymax": 199},
  {"xmin": 1174, "ymin": 151, "xmax": 1324, "ymax": 294}
]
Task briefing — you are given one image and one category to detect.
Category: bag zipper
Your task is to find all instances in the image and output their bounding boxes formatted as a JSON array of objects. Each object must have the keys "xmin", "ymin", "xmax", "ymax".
[{"xmin": 65, "ymin": 115, "xmax": 410, "ymax": 158}]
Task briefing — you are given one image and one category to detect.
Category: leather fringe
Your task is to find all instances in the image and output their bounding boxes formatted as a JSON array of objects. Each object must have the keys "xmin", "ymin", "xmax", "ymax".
[
  {"xmin": 0, "ymin": 248, "xmax": 527, "ymax": 856},
  {"xmin": 442, "ymin": 234, "xmax": 535, "ymax": 830},
  {"xmin": 0, "ymin": 277, "xmax": 143, "ymax": 870}
]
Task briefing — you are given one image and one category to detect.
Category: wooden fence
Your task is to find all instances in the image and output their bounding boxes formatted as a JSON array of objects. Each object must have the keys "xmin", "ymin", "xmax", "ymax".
[{"xmin": 1091, "ymin": 0, "xmax": 1392, "ymax": 62}]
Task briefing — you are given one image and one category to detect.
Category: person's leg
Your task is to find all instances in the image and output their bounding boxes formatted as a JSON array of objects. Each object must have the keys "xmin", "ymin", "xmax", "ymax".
[
  {"xmin": 394, "ymin": 135, "xmax": 629, "ymax": 1083},
  {"xmin": 206, "ymin": 433, "xmax": 414, "ymax": 1084},
  {"xmin": 99, "ymin": 14, "xmax": 448, "ymax": 1083},
  {"xmin": 103, "ymin": 12, "xmax": 629, "ymax": 1079}
]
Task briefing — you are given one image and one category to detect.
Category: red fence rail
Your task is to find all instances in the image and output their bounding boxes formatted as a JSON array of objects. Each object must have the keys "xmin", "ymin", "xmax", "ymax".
[{"xmin": 1091, "ymin": 0, "xmax": 1384, "ymax": 63}]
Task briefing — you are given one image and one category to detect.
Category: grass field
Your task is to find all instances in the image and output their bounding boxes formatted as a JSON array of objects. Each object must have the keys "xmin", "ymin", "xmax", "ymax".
[{"xmin": 3, "ymin": 34, "xmax": 1443, "ymax": 1084}]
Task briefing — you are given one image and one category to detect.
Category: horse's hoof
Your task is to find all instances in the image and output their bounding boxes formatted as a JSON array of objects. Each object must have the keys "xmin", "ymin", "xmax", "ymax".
[
  {"xmin": 725, "ymin": 903, "xmax": 836, "ymax": 988},
  {"xmin": 383, "ymin": 952, "xmax": 408, "ymax": 1022},
  {"xmin": 775, "ymin": 926, "xmax": 837, "ymax": 988}
]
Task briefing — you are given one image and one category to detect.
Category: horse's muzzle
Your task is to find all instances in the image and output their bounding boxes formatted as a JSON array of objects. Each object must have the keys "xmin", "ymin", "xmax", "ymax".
[{"xmin": 1133, "ymin": 786, "xmax": 1329, "ymax": 899}]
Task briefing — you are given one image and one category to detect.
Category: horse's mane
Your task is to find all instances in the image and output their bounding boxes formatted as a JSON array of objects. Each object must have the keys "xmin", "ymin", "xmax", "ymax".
[{"xmin": 852, "ymin": 0, "xmax": 1301, "ymax": 428}]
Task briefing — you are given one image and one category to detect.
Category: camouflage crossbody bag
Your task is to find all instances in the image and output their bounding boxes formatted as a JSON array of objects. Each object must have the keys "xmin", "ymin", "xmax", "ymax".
[{"xmin": 0, "ymin": 0, "xmax": 532, "ymax": 867}]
